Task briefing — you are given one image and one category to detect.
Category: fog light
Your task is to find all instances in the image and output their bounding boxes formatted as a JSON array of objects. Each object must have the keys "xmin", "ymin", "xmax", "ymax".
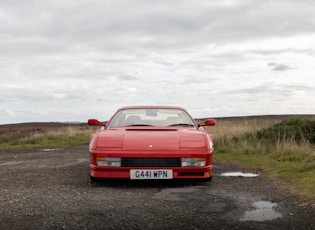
[
  {"xmin": 96, "ymin": 157, "xmax": 121, "ymax": 166},
  {"xmin": 181, "ymin": 158, "xmax": 206, "ymax": 167}
]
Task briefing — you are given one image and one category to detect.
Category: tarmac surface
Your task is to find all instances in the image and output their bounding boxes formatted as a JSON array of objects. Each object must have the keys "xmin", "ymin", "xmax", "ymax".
[{"xmin": 0, "ymin": 145, "xmax": 314, "ymax": 229}]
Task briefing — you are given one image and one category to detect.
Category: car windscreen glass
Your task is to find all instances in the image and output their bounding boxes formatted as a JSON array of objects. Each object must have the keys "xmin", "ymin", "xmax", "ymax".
[{"xmin": 107, "ymin": 108, "xmax": 196, "ymax": 128}]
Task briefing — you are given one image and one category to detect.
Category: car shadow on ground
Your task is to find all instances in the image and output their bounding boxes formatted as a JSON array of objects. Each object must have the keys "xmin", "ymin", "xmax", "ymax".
[{"xmin": 89, "ymin": 178, "xmax": 212, "ymax": 188}]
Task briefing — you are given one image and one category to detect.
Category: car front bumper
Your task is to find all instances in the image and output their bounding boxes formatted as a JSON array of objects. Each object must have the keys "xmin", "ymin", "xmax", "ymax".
[{"xmin": 90, "ymin": 164, "xmax": 212, "ymax": 179}]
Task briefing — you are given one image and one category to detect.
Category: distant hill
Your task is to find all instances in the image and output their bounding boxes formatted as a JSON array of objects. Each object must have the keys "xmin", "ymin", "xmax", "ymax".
[
  {"xmin": 1, "ymin": 114, "xmax": 314, "ymax": 131},
  {"xmin": 0, "ymin": 122, "xmax": 86, "ymax": 136},
  {"xmin": 212, "ymin": 114, "xmax": 314, "ymax": 120},
  {"xmin": 195, "ymin": 114, "xmax": 315, "ymax": 123}
]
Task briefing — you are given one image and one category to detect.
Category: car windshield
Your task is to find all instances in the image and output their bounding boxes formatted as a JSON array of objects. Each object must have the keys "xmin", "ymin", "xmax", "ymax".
[{"xmin": 107, "ymin": 108, "xmax": 196, "ymax": 128}]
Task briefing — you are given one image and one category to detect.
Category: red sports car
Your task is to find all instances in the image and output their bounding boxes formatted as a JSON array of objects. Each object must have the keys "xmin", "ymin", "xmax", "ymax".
[{"xmin": 88, "ymin": 106, "xmax": 216, "ymax": 181}]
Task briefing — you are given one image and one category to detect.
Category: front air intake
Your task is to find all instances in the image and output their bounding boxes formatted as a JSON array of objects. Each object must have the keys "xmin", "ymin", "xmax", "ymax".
[{"xmin": 121, "ymin": 158, "xmax": 181, "ymax": 167}]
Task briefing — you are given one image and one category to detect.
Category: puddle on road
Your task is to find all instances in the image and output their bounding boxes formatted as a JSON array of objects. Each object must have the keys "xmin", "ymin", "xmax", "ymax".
[
  {"xmin": 42, "ymin": 148, "xmax": 61, "ymax": 152},
  {"xmin": 240, "ymin": 201, "xmax": 282, "ymax": 222},
  {"xmin": 220, "ymin": 172, "xmax": 259, "ymax": 177}
]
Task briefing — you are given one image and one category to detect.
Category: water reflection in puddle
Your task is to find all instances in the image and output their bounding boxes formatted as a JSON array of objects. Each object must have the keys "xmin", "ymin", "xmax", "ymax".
[
  {"xmin": 220, "ymin": 172, "xmax": 259, "ymax": 177},
  {"xmin": 42, "ymin": 148, "xmax": 61, "ymax": 152},
  {"xmin": 241, "ymin": 201, "xmax": 282, "ymax": 221}
]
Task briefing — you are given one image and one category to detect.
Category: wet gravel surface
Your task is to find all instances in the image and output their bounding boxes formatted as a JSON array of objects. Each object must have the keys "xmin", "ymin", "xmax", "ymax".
[{"xmin": 0, "ymin": 145, "xmax": 314, "ymax": 229}]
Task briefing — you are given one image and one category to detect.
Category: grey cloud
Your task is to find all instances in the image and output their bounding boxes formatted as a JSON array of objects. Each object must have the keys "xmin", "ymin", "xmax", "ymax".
[
  {"xmin": 117, "ymin": 74, "xmax": 138, "ymax": 81},
  {"xmin": 0, "ymin": 81, "xmax": 91, "ymax": 102},
  {"xmin": 268, "ymin": 62, "xmax": 293, "ymax": 71},
  {"xmin": 2, "ymin": 0, "xmax": 315, "ymax": 54},
  {"xmin": 250, "ymin": 48, "xmax": 312, "ymax": 56},
  {"xmin": 226, "ymin": 83, "xmax": 314, "ymax": 101},
  {"xmin": 0, "ymin": 0, "xmax": 314, "ymax": 73}
]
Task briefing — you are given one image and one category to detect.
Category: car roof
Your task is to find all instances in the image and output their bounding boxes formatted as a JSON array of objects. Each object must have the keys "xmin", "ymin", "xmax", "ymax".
[{"xmin": 118, "ymin": 105, "xmax": 187, "ymax": 111}]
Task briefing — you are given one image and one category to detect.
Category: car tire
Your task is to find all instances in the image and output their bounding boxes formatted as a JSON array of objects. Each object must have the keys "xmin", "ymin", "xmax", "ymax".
[
  {"xmin": 90, "ymin": 175, "xmax": 101, "ymax": 182},
  {"xmin": 202, "ymin": 176, "xmax": 212, "ymax": 182}
]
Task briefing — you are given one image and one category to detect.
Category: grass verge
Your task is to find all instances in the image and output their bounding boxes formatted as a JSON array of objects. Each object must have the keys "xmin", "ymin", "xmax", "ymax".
[{"xmin": 205, "ymin": 116, "xmax": 315, "ymax": 201}]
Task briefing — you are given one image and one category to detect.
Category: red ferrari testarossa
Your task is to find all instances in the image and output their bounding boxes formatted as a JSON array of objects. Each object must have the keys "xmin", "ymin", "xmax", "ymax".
[{"xmin": 88, "ymin": 106, "xmax": 216, "ymax": 181}]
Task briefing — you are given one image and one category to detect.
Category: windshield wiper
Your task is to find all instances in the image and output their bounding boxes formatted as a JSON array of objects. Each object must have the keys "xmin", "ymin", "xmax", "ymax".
[
  {"xmin": 167, "ymin": 123, "xmax": 195, "ymax": 127},
  {"xmin": 127, "ymin": 124, "xmax": 153, "ymax": 126}
]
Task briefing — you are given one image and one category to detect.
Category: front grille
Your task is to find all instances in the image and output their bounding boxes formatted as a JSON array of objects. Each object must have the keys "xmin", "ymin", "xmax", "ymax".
[
  {"xmin": 178, "ymin": 172, "xmax": 205, "ymax": 176},
  {"xmin": 121, "ymin": 158, "xmax": 181, "ymax": 167}
]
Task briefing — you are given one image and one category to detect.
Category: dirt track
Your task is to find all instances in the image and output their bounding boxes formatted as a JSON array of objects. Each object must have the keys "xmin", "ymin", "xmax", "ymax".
[{"xmin": 0, "ymin": 145, "xmax": 314, "ymax": 229}]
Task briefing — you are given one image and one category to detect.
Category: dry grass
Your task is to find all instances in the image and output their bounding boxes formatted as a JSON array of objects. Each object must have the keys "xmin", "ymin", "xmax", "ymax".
[
  {"xmin": 0, "ymin": 123, "xmax": 97, "ymax": 149},
  {"xmin": 205, "ymin": 117, "xmax": 281, "ymax": 146}
]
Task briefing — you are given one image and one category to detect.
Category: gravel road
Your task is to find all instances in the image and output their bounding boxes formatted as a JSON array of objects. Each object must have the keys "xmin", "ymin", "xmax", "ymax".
[{"xmin": 0, "ymin": 145, "xmax": 314, "ymax": 229}]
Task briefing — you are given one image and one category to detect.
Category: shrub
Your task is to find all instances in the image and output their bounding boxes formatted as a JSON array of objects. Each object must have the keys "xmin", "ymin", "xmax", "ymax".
[{"xmin": 253, "ymin": 117, "xmax": 315, "ymax": 144}]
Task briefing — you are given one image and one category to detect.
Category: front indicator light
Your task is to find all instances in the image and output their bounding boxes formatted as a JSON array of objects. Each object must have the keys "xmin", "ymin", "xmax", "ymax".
[
  {"xmin": 96, "ymin": 157, "xmax": 121, "ymax": 166},
  {"xmin": 181, "ymin": 158, "xmax": 206, "ymax": 167}
]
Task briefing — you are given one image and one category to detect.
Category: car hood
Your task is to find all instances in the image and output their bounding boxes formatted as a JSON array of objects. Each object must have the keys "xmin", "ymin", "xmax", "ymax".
[{"xmin": 96, "ymin": 128, "xmax": 207, "ymax": 150}]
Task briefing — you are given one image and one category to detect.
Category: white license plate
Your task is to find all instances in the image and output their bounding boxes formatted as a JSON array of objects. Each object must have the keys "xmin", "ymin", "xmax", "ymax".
[{"xmin": 130, "ymin": 169, "xmax": 173, "ymax": 180}]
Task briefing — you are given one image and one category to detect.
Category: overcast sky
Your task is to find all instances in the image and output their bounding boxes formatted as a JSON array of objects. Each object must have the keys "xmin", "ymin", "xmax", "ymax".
[{"xmin": 1, "ymin": 0, "xmax": 315, "ymax": 124}]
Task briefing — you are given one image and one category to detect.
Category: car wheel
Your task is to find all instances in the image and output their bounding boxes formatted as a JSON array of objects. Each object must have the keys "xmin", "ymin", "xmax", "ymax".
[
  {"xmin": 90, "ymin": 175, "xmax": 101, "ymax": 182},
  {"xmin": 202, "ymin": 176, "xmax": 212, "ymax": 182}
]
